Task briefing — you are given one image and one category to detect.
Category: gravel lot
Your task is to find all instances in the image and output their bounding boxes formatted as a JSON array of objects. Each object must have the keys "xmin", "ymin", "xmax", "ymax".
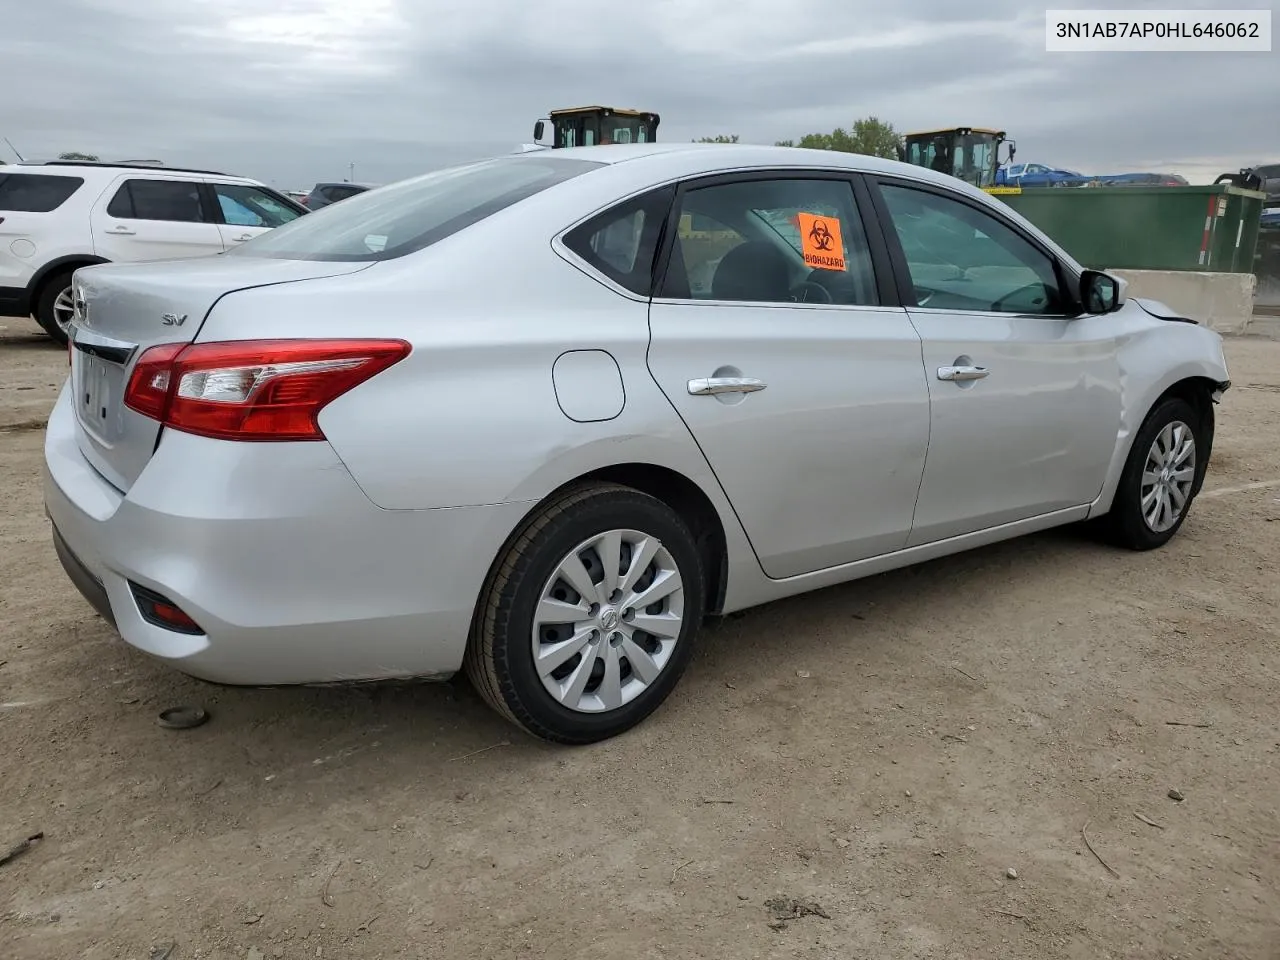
[{"xmin": 3, "ymin": 315, "xmax": 1279, "ymax": 960}]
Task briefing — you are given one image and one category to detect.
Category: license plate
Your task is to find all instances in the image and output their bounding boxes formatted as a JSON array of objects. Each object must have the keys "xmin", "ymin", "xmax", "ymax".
[{"xmin": 75, "ymin": 353, "xmax": 118, "ymax": 434}]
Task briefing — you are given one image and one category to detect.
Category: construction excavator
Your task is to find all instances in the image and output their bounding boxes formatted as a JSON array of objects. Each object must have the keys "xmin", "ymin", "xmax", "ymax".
[
  {"xmin": 531, "ymin": 106, "xmax": 661, "ymax": 148},
  {"xmin": 898, "ymin": 127, "xmax": 1018, "ymax": 193}
]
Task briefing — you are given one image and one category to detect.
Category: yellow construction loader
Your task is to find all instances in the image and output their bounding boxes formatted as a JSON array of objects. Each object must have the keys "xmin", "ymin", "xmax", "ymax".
[
  {"xmin": 899, "ymin": 127, "xmax": 1020, "ymax": 193},
  {"xmin": 531, "ymin": 106, "xmax": 661, "ymax": 148}
]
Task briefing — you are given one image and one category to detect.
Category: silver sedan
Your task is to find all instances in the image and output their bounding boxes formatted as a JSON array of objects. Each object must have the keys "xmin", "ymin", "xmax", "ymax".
[{"xmin": 44, "ymin": 143, "xmax": 1231, "ymax": 743}]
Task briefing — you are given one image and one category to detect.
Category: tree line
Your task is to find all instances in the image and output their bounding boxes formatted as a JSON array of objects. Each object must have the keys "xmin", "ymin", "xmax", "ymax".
[{"xmin": 694, "ymin": 116, "xmax": 901, "ymax": 159}]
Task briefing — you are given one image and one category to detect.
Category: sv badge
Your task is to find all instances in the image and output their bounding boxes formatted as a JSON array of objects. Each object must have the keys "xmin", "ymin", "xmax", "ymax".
[{"xmin": 161, "ymin": 313, "xmax": 188, "ymax": 327}]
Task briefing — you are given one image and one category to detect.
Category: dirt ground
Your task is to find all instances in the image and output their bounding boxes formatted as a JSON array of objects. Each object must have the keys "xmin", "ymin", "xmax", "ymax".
[{"xmin": 3, "ymin": 315, "xmax": 1279, "ymax": 960}]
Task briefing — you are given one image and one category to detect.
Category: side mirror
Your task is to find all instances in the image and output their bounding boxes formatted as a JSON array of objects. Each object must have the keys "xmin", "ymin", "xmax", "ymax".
[
  {"xmin": 999, "ymin": 139, "xmax": 1017, "ymax": 165},
  {"xmin": 1080, "ymin": 269, "xmax": 1124, "ymax": 313},
  {"xmin": 533, "ymin": 120, "xmax": 546, "ymax": 142}
]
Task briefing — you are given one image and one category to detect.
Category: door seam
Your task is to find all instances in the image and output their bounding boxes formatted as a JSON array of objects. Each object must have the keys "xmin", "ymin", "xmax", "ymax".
[
  {"xmin": 642, "ymin": 298, "xmax": 774, "ymax": 580},
  {"xmin": 902, "ymin": 308, "xmax": 933, "ymax": 539}
]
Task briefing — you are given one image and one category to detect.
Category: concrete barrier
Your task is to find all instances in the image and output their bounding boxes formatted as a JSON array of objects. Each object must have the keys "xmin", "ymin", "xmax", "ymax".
[{"xmin": 1107, "ymin": 269, "xmax": 1257, "ymax": 335}]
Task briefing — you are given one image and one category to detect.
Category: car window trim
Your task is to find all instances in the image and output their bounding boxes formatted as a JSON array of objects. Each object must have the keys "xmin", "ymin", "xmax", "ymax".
[
  {"xmin": 649, "ymin": 168, "xmax": 901, "ymax": 310},
  {"xmin": 199, "ymin": 182, "xmax": 226, "ymax": 225},
  {"xmin": 865, "ymin": 174, "xmax": 1085, "ymax": 318}
]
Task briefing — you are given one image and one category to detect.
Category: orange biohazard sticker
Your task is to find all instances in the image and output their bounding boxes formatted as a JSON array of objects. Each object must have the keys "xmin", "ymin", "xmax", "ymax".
[{"xmin": 796, "ymin": 212, "xmax": 846, "ymax": 272}]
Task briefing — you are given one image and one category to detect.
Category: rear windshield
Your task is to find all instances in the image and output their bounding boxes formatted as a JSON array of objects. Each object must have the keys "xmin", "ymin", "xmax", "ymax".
[
  {"xmin": 0, "ymin": 173, "xmax": 85, "ymax": 212},
  {"xmin": 232, "ymin": 156, "xmax": 604, "ymax": 262}
]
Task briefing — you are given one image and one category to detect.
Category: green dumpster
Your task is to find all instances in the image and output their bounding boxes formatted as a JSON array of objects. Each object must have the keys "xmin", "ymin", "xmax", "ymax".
[{"xmin": 995, "ymin": 184, "xmax": 1265, "ymax": 274}]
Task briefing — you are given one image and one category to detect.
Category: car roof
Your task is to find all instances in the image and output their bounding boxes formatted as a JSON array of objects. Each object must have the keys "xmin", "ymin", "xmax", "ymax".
[
  {"xmin": 509, "ymin": 142, "xmax": 971, "ymax": 190},
  {"xmin": 0, "ymin": 160, "xmax": 261, "ymax": 185}
]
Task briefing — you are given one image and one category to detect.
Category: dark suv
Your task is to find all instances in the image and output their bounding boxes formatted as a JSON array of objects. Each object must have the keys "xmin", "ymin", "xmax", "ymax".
[{"xmin": 302, "ymin": 182, "xmax": 375, "ymax": 209}]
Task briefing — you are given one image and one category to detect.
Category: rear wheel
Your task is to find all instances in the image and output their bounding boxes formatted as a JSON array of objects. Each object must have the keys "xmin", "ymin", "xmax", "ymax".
[
  {"xmin": 465, "ymin": 483, "xmax": 705, "ymax": 744},
  {"xmin": 1101, "ymin": 397, "xmax": 1204, "ymax": 550},
  {"xmin": 34, "ymin": 269, "xmax": 77, "ymax": 345}
]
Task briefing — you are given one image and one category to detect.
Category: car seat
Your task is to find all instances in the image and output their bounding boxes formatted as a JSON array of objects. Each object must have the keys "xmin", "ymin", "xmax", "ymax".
[{"xmin": 711, "ymin": 240, "xmax": 793, "ymax": 302}]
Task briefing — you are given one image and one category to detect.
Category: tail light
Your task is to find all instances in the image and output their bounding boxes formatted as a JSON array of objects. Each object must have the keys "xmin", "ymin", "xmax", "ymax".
[{"xmin": 123, "ymin": 339, "xmax": 410, "ymax": 441}]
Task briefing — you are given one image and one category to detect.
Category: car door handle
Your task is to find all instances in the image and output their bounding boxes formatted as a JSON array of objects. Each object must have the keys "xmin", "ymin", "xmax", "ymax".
[
  {"xmin": 687, "ymin": 377, "xmax": 767, "ymax": 396},
  {"xmin": 937, "ymin": 365, "xmax": 989, "ymax": 382},
  {"xmin": 105, "ymin": 226, "xmax": 135, "ymax": 235},
  {"xmin": 231, "ymin": 233, "xmax": 253, "ymax": 242}
]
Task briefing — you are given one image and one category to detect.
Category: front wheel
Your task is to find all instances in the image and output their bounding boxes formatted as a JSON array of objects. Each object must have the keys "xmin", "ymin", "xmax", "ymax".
[
  {"xmin": 1101, "ymin": 397, "xmax": 1204, "ymax": 550},
  {"xmin": 465, "ymin": 483, "xmax": 705, "ymax": 744}
]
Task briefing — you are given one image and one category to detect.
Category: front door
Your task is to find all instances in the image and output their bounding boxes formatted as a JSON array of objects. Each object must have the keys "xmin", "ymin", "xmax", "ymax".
[
  {"xmin": 870, "ymin": 177, "xmax": 1121, "ymax": 546},
  {"xmin": 207, "ymin": 181, "xmax": 305, "ymax": 248},
  {"xmin": 645, "ymin": 173, "xmax": 931, "ymax": 580},
  {"xmin": 91, "ymin": 176, "xmax": 226, "ymax": 262}
]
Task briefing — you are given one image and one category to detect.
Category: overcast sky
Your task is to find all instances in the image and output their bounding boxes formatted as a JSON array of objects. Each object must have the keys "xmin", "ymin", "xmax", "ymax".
[{"xmin": 2, "ymin": 0, "xmax": 1275, "ymax": 189}]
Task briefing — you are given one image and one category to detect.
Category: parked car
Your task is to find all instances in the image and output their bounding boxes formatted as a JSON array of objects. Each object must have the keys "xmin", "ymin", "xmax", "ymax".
[
  {"xmin": 45, "ymin": 144, "xmax": 1230, "ymax": 744},
  {"xmin": 301, "ymin": 181, "xmax": 376, "ymax": 209},
  {"xmin": 1096, "ymin": 172, "xmax": 1190, "ymax": 186},
  {"xmin": 996, "ymin": 162, "xmax": 1087, "ymax": 187},
  {"xmin": 0, "ymin": 160, "xmax": 307, "ymax": 344}
]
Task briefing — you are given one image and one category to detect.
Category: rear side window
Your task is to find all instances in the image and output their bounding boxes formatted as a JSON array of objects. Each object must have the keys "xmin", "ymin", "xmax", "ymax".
[
  {"xmin": 563, "ymin": 187, "xmax": 674, "ymax": 296},
  {"xmin": 0, "ymin": 173, "xmax": 84, "ymax": 212},
  {"xmin": 106, "ymin": 179, "xmax": 209, "ymax": 222},
  {"xmin": 231, "ymin": 156, "xmax": 603, "ymax": 262}
]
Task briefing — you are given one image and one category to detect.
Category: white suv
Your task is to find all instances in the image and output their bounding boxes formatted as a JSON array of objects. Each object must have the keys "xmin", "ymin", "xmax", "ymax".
[{"xmin": 0, "ymin": 161, "xmax": 307, "ymax": 344}]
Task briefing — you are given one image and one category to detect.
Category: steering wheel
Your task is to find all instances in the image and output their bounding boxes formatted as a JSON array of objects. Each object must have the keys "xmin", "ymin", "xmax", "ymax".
[
  {"xmin": 791, "ymin": 280, "xmax": 833, "ymax": 304},
  {"xmin": 990, "ymin": 283, "xmax": 1047, "ymax": 313}
]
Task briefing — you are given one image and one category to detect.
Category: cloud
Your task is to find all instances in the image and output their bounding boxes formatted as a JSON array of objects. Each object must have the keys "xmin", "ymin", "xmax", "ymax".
[{"xmin": 0, "ymin": 0, "xmax": 1274, "ymax": 188}]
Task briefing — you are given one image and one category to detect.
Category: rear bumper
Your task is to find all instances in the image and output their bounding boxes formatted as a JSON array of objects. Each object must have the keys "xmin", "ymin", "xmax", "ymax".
[
  {"xmin": 42, "ymin": 385, "xmax": 531, "ymax": 685},
  {"xmin": 51, "ymin": 523, "xmax": 116, "ymax": 628},
  {"xmin": 0, "ymin": 284, "xmax": 29, "ymax": 317}
]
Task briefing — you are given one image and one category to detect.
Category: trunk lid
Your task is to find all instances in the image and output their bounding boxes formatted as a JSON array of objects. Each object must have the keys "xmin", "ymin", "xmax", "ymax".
[{"xmin": 68, "ymin": 256, "xmax": 372, "ymax": 492}]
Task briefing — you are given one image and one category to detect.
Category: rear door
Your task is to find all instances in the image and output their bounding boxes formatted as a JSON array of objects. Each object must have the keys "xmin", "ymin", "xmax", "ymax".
[
  {"xmin": 91, "ymin": 176, "xmax": 225, "ymax": 261},
  {"xmin": 207, "ymin": 181, "xmax": 306, "ymax": 248},
  {"xmin": 645, "ymin": 171, "xmax": 931, "ymax": 580}
]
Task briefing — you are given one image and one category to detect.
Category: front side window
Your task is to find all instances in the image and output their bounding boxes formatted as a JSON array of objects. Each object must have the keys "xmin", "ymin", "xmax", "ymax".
[
  {"xmin": 660, "ymin": 177, "xmax": 878, "ymax": 306},
  {"xmin": 0, "ymin": 173, "xmax": 84, "ymax": 212},
  {"xmin": 231, "ymin": 156, "xmax": 603, "ymax": 262},
  {"xmin": 563, "ymin": 187, "xmax": 674, "ymax": 296},
  {"xmin": 106, "ymin": 179, "xmax": 208, "ymax": 223},
  {"xmin": 879, "ymin": 183, "xmax": 1067, "ymax": 315},
  {"xmin": 213, "ymin": 183, "xmax": 302, "ymax": 228}
]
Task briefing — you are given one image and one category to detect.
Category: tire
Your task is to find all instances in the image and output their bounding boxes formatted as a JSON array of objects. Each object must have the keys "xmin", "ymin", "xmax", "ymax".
[
  {"xmin": 34, "ymin": 269, "xmax": 77, "ymax": 345},
  {"xmin": 465, "ymin": 482, "xmax": 706, "ymax": 744},
  {"xmin": 1100, "ymin": 397, "xmax": 1205, "ymax": 550}
]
